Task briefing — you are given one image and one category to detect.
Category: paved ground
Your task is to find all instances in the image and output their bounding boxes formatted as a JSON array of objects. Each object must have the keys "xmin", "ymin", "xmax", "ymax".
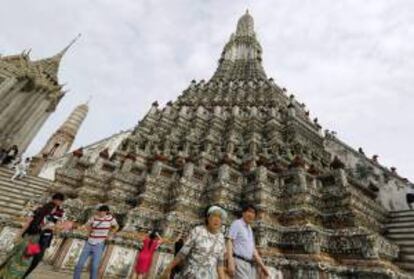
[{"xmin": 29, "ymin": 264, "xmax": 89, "ymax": 279}]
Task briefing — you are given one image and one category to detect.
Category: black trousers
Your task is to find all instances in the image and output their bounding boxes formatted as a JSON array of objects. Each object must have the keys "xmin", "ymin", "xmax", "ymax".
[{"xmin": 22, "ymin": 249, "xmax": 46, "ymax": 278}]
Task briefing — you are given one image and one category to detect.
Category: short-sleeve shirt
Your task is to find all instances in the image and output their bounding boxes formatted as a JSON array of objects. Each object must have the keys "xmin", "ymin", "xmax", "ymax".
[
  {"xmin": 16, "ymin": 160, "xmax": 29, "ymax": 171},
  {"xmin": 178, "ymin": 225, "xmax": 225, "ymax": 278},
  {"xmin": 87, "ymin": 215, "xmax": 118, "ymax": 245},
  {"xmin": 228, "ymin": 218, "xmax": 255, "ymax": 260}
]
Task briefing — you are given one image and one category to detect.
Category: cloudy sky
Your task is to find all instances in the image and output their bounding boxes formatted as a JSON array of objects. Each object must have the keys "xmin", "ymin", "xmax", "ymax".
[{"xmin": 1, "ymin": 0, "xmax": 413, "ymax": 180}]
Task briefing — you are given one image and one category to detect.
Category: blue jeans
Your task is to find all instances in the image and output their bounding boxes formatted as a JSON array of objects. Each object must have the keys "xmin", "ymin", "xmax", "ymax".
[{"xmin": 73, "ymin": 241, "xmax": 105, "ymax": 279}]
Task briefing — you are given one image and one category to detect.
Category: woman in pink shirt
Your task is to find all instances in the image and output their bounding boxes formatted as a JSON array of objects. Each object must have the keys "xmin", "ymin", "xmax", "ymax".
[{"xmin": 133, "ymin": 230, "xmax": 163, "ymax": 279}]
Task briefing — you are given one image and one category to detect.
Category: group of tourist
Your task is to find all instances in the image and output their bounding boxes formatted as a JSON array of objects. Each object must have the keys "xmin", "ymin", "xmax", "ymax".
[
  {"xmin": 0, "ymin": 190, "xmax": 269, "ymax": 279},
  {"xmin": 0, "ymin": 145, "xmax": 19, "ymax": 166},
  {"xmin": 0, "ymin": 194, "xmax": 119, "ymax": 279},
  {"xmin": 160, "ymin": 204, "xmax": 270, "ymax": 279},
  {"xmin": 0, "ymin": 144, "xmax": 31, "ymax": 182},
  {"xmin": 0, "ymin": 193, "xmax": 65, "ymax": 279}
]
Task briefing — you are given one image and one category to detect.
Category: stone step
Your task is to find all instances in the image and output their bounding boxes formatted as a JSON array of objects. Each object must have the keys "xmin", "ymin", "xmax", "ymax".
[
  {"xmin": 397, "ymin": 261, "xmax": 414, "ymax": 272},
  {"xmin": 390, "ymin": 239, "xmax": 414, "ymax": 246},
  {"xmin": 0, "ymin": 167, "xmax": 51, "ymax": 221},
  {"xmin": 0, "ymin": 182, "xmax": 49, "ymax": 194},
  {"xmin": 0, "ymin": 188, "xmax": 42, "ymax": 214},
  {"xmin": 0, "ymin": 200, "xmax": 26, "ymax": 212},
  {"xmin": 388, "ymin": 215, "xmax": 414, "ymax": 223},
  {"xmin": 0, "ymin": 183, "xmax": 48, "ymax": 194},
  {"xmin": 31, "ymin": 263, "xmax": 88, "ymax": 279},
  {"xmin": 388, "ymin": 220, "xmax": 414, "ymax": 227},
  {"xmin": 0, "ymin": 186, "xmax": 43, "ymax": 200},
  {"xmin": 0, "ymin": 194, "xmax": 27, "ymax": 205},
  {"xmin": 0, "ymin": 175, "xmax": 51, "ymax": 188},
  {"xmin": 0, "ymin": 183, "xmax": 45, "ymax": 197},
  {"xmin": 400, "ymin": 246, "xmax": 414, "ymax": 253},
  {"xmin": 0, "ymin": 167, "xmax": 52, "ymax": 185},
  {"xmin": 390, "ymin": 210, "xmax": 414, "ymax": 217},
  {"xmin": 0, "ymin": 174, "xmax": 50, "ymax": 189},
  {"xmin": 0, "ymin": 178, "xmax": 46, "ymax": 190},
  {"xmin": 0, "ymin": 205, "xmax": 22, "ymax": 217},
  {"xmin": 400, "ymin": 253, "xmax": 414, "ymax": 262},
  {"xmin": 0, "ymin": 199, "xmax": 24, "ymax": 210},
  {"xmin": 387, "ymin": 227, "xmax": 414, "ymax": 234},
  {"xmin": 388, "ymin": 234, "xmax": 414, "ymax": 241},
  {"xmin": 0, "ymin": 212, "xmax": 12, "ymax": 220},
  {"xmin": 386, "ymin": 221, "xmax": 414, "ymax": 229}
]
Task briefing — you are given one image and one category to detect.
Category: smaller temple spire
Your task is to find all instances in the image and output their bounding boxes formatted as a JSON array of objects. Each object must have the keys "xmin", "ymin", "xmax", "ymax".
[
  {"xmin": 30, "ymin": 101, "xmax": 89, "ymax": 175},
  {"xmin": 37, "ymin": 102, "xmax": 89, "ymax": 159},
  {"xmin": 86, "ymin": 94, "xmax": 93, "ymax": 105}
]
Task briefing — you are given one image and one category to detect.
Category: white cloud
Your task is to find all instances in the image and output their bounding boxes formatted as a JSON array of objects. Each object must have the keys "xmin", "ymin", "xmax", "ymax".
[{"xmin": 1, "ymin": 0, "xmax": 413, "ymax": 180}]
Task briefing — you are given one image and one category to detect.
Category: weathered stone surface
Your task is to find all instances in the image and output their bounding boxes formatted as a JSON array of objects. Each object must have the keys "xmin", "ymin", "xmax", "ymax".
[
  {"xmin": 0, "ymin": 35, "xmax": 80, "ymax": 153},
  {"xmin": 1, "ymin": 11, "xmax": 413, "ymax": 279}
]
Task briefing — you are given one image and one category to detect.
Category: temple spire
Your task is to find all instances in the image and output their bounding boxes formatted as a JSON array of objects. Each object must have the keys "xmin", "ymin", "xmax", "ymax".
[
  {"xmin": 211, "ymin": 11, "xmax": 266, "ymax": 81},
  {"xmin": 54, "ymin": 33, "xmax": 81, "ymax": 61},
  {"xmin": 236, "ymin": 9, "xmax": 255, "ymax": 37},
  {"xmin": 34, "ymin": 33, "xmax": 81, "ymax": 81}
]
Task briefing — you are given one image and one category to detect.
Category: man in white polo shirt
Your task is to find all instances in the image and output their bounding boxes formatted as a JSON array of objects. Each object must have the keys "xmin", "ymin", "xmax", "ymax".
[
  {"xmin": 74, "ymin": 205, "xmax": 119, "ymax": 279},
  {"xmin": 227, "ymin": 204, "xmax": 269, "ymax": 278}
]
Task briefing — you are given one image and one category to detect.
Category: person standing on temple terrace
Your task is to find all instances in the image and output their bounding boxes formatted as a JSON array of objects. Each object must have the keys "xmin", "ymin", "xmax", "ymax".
[
  {"xmin": 406, "ymin": 185, "xmax": 414, "ymax": 210},
  {"xmin": 0, "ymin": 148, "xmax": 6, "ymax": 163},
  {"xmin": 161, "ymin": 205, "xmax": 227, "ymax": 279},
  {"xmin": 133, "ymin": 230, "xmax": 164, "ymax": 279},
  {"xmin": 170, "ymin": 235, "xmax": 185, "ymax": 279},
  {"xmin": 227, "ymin": 204, "xmax": 270, "ymax": 279},
  {"xmin": 10, "ymin": 157, "xmax": 30, "ymax": 182},
  {"xmin": 0, "ymin": 192, "xmax": 65, "ymax": 279},
  {"xmin": 73, "ymin": 205, "xmax": 119, "ymax": 279},
  {"xmin": 1, "ymin": 145, "xmax": 18, "ymax": 166}
]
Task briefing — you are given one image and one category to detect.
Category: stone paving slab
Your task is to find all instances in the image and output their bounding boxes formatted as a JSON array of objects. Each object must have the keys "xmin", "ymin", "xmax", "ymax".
[{"xmin": 29, "ymin": 264, "xmax": 89, "ymax": 279}]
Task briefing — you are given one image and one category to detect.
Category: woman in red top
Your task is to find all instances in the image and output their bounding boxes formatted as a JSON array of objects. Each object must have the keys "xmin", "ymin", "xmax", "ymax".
[{"xmin": 133, "ymin": 230, "xmax": 163, "ymax": 279}]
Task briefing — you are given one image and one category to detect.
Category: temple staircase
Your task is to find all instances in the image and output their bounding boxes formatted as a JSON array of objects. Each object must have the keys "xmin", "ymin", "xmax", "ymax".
[
  {"xmin": 387, "ymin": 210, "xmax": 414, "ymax": 275},
  {"xmin": 0, "ymin": 166, "xmax": 51, "ymax": 220}
]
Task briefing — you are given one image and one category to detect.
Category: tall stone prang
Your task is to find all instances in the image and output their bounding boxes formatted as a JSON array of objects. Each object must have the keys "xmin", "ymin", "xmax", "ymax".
[
  {"xmin": 32, "ymin": 11, "xmax": 412, "ymax": 278},
  {"xmin": 30, "ymin": 102, "xmax": 89, "ymax": 175},
  {"xmin": 0, "ymin": 34, "xmax": 80, "ymax": 154}
]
